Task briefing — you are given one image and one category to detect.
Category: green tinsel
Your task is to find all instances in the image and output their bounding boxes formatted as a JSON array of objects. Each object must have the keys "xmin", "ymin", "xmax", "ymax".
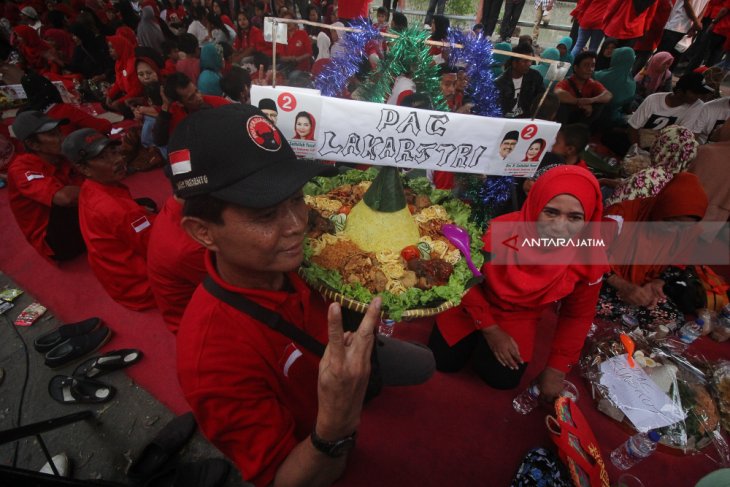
[{"xmin": 358, "ymin": 27, "xmax": 447, "ymax": 111}]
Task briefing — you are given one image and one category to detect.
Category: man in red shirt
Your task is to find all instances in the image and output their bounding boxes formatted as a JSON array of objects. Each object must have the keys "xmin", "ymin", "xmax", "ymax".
[
  {"xmin": 554, "ymin": 51, "xmax": 613, "ymax": 128},
  {"xmin": 171, "ymin": 105, "xmax": 434, "ymax": 486},
  {"xmin": 7, "ymin": 111, "xmax": 86, "ymax": 261},
  {"xmin": 147, "ymin": 192, "xmax": 205, "ymax": 333},
  {"xmin": 153, "ymin": 72, "xmax": 231, "ymax": 147},
  {"xmin": 62, "ymin": 128, "xmax": 157, "ymax": 311}
]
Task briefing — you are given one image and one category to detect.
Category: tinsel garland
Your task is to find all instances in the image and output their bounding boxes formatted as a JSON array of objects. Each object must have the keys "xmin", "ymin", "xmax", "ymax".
[
  {"xmin": 448, "ymin": 30, "xmax": 514, "ymax": 230},
  {"xmin": 314, "ymin": 19, "xmax": 381, "ymax": 97},
  {"xmin": 357, "ymin": 26, "xmax": 447, "ymax": 111}
]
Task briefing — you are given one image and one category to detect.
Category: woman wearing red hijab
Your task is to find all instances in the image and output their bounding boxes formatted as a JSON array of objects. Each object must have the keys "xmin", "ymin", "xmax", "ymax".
[
  {"xmin": 105, "ymin": 35, "xmax": 144, "ymax": 114},
  {"xmin": 597, "ymin": 173, "xmax": 709, "ymax": 328},
  {"xmin": 431, "ymin": 166, "xmax": 608, "ymax": 398},
  {"xmin": 115, "ymin": 26, "xmax": 139, "ymax": 47},
  {"xmin": 12, "ymin": 26, "xmax": 59, "ymax": 74},
  {"xmin": 293, "ymin": 111, "xmax": 316, "ymax": 140}
]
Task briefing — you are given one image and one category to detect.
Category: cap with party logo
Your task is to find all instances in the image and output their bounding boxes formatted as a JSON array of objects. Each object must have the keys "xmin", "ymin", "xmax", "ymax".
[
  {"xmin": 167, "ymin": 104, "xmax": 336, "ymax": 208},
  {"xmin": 61, "ymin": 128, "xmax": 120, "ymax": 163},
  {"xmin": 11, "ymin": 110, "xmax": 67, "ymax": 141}
]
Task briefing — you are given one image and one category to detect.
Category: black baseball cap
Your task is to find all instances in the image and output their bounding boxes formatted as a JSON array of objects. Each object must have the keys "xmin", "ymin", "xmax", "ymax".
[
  {"xmin": 675, "ymin": 72, "xmax": 713, "ymax": 94},
  {"xmin": 258, "ymin": 98, "xmax": 277, "ymax": 112},
  {"xmin": 168, "ymin": 104, "xmax": 336, "ymax": 208},
  {"xmin": 12, "ymin": 110, "xmax": 67, "ymax": 141},
  {"xmin": 61, "ymin": 128, "xmax": 120, "ymax": 163},
  {"xmin": 502, "ymin": 130, "xmax": 519, "ymax": 142}
]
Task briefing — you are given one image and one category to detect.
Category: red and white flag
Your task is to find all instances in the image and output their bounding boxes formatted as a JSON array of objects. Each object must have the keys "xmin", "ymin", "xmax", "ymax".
[
  {"xmin": 25, "ymin": 171, "xmax": 44, "ymax": 181},
  {"xmin": 169, "ymin": 149, "xmax": 192, "ymax": 176},
  {"xmin": 131, "ymin": 216, "xmax": 151, "ymax": 233}
]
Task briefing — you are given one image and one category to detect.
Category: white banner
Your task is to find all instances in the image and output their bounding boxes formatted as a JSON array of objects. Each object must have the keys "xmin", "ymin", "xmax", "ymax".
[{"xmin": 251, "ymin": 85, "xmax": 561, "ymax": 177}]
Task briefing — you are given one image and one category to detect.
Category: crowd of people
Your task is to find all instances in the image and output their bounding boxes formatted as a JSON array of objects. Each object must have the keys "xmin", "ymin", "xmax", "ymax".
[{"xmin": 1, "ymin": 0, "xmax": 729, "ymax": 485}]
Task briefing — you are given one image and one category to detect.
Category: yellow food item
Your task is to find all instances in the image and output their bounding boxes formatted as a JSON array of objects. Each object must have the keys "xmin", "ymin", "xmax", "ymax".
[{"xmin": 344, "ymin": 200, "xmax": 420, "ymax": 253}]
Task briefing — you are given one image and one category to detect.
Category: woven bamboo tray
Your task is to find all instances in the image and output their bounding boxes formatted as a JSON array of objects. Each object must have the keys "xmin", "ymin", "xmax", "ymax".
[{"xmin": 298, "ymin": 267, "xmax": 462, "ymax": 320}]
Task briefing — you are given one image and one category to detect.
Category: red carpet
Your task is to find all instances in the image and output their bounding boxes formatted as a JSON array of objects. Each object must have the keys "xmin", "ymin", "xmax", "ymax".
[{"xmin": 1, "ymin": 169, "xmax": 726, "ymax": 486}]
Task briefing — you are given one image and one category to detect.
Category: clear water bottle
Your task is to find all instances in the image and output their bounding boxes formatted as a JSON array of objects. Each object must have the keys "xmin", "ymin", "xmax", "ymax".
[
  {"xmin": 678, "ymin": 319, "xmax": 704, "ymax": 345},
  {"xmin": 378, "ymin": 318, "xmax": 395, "ymax": 337},
  {"xmin": 610, "ymin": 431, "xmax": 661, "ymax": 470},
  {"xmin": 513, "ymin": 383, "xmax": 540, "ymax": 414}
]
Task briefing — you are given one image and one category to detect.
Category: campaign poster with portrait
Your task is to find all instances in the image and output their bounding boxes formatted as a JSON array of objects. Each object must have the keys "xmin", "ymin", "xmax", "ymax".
[
  {"xmin": 498, "ymin": 120, "xmax": 557, "ymax": 177},
  {"xmin": 251, "ymin": 86, "xmax": 322, "ymax": 159}
]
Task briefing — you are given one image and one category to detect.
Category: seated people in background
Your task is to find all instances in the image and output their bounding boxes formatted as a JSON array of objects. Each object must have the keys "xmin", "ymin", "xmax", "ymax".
[
  {"xmin": 153, "ymin": 73, "xmax": 231, "ymax": 147},
  {"xmin": 172, "ymin": 105, "xmax": 435, "ymax": 486},
  {"xmin": 627, "ymin": 71, "xmax": 711, "ymax": 147},
  {"xmin": 555, "ymin": 36, "xmax": 574, "ymax": 64},
  {"xmin": 594, "ymin": 47, "xmax": 636, "ymax": 125},
  {"xmin": 597, "ymin": 173, "xmax": 709, "ymax": 329},
  {"xmin": 276, "ymin": 12, "xmax": 313, "ymax": 73},
  {"xmin": 197, "ymin": 43, "xmax": 224, "ymax": 96},
  {"xmin": 693, "ymin": 96, "xmax": 730, "ymax": 143},
  {"xmin": 233, "ymin": 10, "xmax": 268, "ymax": 65},
  {"xmin": 523, "ymin": 123, "xmax": 591, "ymax": 195},
  {"xmin": 495, "ymin": 42, "xmax": 545, "ymax": 119},
  {"xmin": 8, "ymin": 111, "xmax": 85, "ymax": 262},
  {"xmin": 555, "ymin": 51, "xmax": 613, "ymax": 127},
  {"xmin": 175, "ymin": 33, "xmax": 201, "ymax": 83},
  {"xmin": 633, "ymin": 52, "xmax": 674, "ymax": 107},
  {"xmin": 131, "ymin": 57, "xmax": 165, "ymax": 151},
  {"xmin": 20, "ymin": 70, "xmax": 113, "ymax": 135},
  {"xmin": 105, "ymin": 35, "xmax": 144, "ymax": 115},
  {"xmin": 386, "ymin": 73, "xmax": 416, "ymax": 105},
  {"xmin": 258, "ymin": 98, "xmax": 279, "ymax": 124},
  {"xmin": 431, "ymin": 166, "xmax": 607, "ymax": 396},
  {"xmin": 605, "ymin": 125, "xmax": 698, "ymax": 205},
  {"xmin": 439, "ymin": 64, "xmax": 458, "ymax": 111},
  {"xmin": 221, "ymin": 66, "xmax": 252, "ymax": 104},
  {"xmin": 63, "ymin": 129, "xmax": 157, "ymax": 311}
]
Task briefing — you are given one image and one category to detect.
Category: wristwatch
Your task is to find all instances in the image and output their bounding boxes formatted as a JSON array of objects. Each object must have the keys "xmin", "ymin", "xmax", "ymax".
[{"xmin": 310, "ymin": 429, "xmax": 357, "ymax": 458}]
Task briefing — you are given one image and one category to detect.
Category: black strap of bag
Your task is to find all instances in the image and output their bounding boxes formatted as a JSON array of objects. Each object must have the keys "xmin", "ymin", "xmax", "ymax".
[{"xmin": 203, "ymin": 276, "xmax": 326, "ymax": 357}]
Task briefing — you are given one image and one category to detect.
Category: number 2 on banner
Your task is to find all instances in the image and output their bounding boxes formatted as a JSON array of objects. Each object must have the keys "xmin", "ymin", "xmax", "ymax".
[
  {"xmin": 521, "ymin": 124, "xmax": 538, "ymax": 140},
  {"xmin": 277, "ymin": 92, "xmax": 297, "ymax": 112}
]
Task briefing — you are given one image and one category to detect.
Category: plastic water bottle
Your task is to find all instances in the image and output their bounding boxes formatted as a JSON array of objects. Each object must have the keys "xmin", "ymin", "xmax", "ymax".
[
  {"xmin": 678, "ymin": 319, "xmax": 704, "ymax": 345},
  {"xmin": 610, "ymin": 431, "xmax": 661, "ymax": 470},
  {"xmin": 378, "ymin": 318, "xmax": 395, "ymax": 337},
  {"xmin": 512, "ymin": 383, "xmax": 540, "ymax": 414}
]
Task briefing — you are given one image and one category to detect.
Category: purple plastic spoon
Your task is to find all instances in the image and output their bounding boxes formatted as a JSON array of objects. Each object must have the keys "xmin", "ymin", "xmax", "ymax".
[{"xmin": 441, "ymin": 224, "xmax": 482, "ymax": 277}]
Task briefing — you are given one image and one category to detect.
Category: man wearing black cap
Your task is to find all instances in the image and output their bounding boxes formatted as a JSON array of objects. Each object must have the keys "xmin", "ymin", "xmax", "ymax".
[
  {"xmin": 628, "ymin": 71, "xmax": 712, "ymax": 146},
  {"xmin": 499, "ymin": 130, "xmax": 519, "ymax": 159},
  {"xmin": 7, "ymin": 111, "xmax": 86, "ymax": 261},
  {"xmin": 258, "ymin": 97, "xmax": 279, "ymax": 124},
  {"xmin": 62, "ymin": 128, "xmax": 157, "ymax": 311},
  {"xmin": 172, "ymin": 104, "xmax": 434, "ymax": 487}
]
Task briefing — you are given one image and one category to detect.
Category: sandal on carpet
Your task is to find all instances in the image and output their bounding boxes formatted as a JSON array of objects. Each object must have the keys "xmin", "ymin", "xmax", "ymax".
[
  {"xmin": 73, "ymin": 349, "xmax": 144, "ymax": 379},
  {"xmin": 546, "ymin": 397, "xmax": 610, "ymax": 487},
  {"xmin": 44, "ymin": 326, "xmax": 111, "ymax": 369},
  {"xmin": 34, "ymin": 317, "xmax": 101, "ymax": 353},
  {"xmin": 127, "ymin": 412, "xmax": 198, "ymax": 481},
  {"xmin": 48, "ymin": 375, "xmax": 116, "ymax": 404}
]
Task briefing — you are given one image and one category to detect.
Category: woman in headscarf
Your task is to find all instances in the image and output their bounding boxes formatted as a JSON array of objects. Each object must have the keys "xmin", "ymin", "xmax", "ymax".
[
  {"xmin": 531, "ymin": 47, "xmax": 559, "ymax": 88},
  {"xmin": 597, "ymin": 173, "xmax": 709, "ymax": 329},
  {"xmin": 20, "ymin": 69, "xmax": 112, "ymax": 134},
  {"xmin": 197, "ymin": 43, "xmax": 223, "ymax": 96},
  {"xmin": 633, "ymin": 51, "xmax": 673, "ymax": 106},
  {"xmin": 12, "ymin": 25, "xmax": 59, "ymax": 74},
  {"xmin": 605, "ymin": 125, "xmax": 698, "ymax": 206},
  {"xmin": 556, "ymin": 36, "xmax": 574, "ymax": 64},
  {"xmin": 137, "ymin": 5, "xmax": 165, "ymax": 55},
  {"xmin": 594, "ymin": 46, "xmax": 636, "ymax": 124},
  {"xmin": 116, "ymin": 25, "xmax": 139, "ymax": 47},
  {"xmin": 293, "ymin": 111, "xmax": 315, "ymax": 140},
  {"xmin": 431, "ymin": 166, "xmax": 608, "ymax": 398},
  {"xmin": 105, "ymin": 34, "xmax": 143, "ymax": 113},
  {"xmin": 491, "ymin": 41, "xmax": 511, "ymax": 77},
  {"xmin": 594, "ymin": 37, "xmax": 617, "ymax": 71}
]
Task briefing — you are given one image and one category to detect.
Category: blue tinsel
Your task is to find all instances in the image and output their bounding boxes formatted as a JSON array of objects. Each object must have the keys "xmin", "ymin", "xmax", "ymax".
[
  {"xmin": 313, "ymin": 19, "xmax": 381, "ymax": 97},
  {"xmin": 480, "ymin": 176, "xmax": 514, "ymax": 206}
]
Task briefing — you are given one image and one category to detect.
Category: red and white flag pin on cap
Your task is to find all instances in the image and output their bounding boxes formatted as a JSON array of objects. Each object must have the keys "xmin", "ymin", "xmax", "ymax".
[
  {"xmin": 169, "ymin": 149, "xmax": 192, "ymax": 176},
  {"xmin": 131, "ymin": 216, "xmax": 151, "ymax": 233}
]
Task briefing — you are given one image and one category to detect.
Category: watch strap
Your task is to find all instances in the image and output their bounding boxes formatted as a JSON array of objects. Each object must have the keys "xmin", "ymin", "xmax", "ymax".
[{"xmin": 310, "ymin": 428, "xmax": 357, "ymax": 458}]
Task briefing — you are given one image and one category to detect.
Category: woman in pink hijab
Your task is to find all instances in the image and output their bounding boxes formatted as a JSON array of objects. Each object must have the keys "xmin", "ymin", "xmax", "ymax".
[{"xmin": 633, "ymin": 51, "xmax": 673, "ymax": 106}]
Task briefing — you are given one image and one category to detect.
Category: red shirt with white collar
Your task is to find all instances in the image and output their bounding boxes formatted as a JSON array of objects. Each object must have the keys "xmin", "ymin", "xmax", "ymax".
[
  {"xmin": 78, "ymin": 179, "xmax": 156, "ymax": 311},
  {"xmin": 177, "ymin": 252, "xmax": 329, "ymax": 487},
  {"xmin": 7, "ymin": 153, "xmax": 83, "ymax": 260},
  {"xmin": 147, "ymin": 197, "xmax": 206, "ymax": 333}
]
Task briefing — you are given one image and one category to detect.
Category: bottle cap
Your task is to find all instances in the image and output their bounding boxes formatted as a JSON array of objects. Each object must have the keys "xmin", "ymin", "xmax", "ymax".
[{"xmin": 648, "ymin": 431, "xmax": 661, "ymax": 442}]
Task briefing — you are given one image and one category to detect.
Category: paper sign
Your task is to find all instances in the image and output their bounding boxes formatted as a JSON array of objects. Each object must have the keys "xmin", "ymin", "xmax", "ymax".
[
  {"xmin": 251, "ymin": 85, "xmax": 560, "ymax": 176},
  {"xmin": 263, "ymin": 18, "xmax": 288, "ymax": 44},
  {"xmin": 599, "ymin": 354, "xmax": 685, "ymax": 432}
]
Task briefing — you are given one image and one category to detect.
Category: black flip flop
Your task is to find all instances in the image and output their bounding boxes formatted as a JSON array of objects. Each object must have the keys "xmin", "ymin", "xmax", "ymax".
[
  {"xmin": 34, "ymin": 317, "xmax": 101, "ymax": 353},
  {"xmin": 73, "ymin": 349, "xmax": 144, "ymax": 379},
  {"xmin": 44, "ymin": 326, "xmax": 112, "ymax": 369},
  {"xmin": 48, "ymin": 375, "xmax": 116, "ymax": 404}
]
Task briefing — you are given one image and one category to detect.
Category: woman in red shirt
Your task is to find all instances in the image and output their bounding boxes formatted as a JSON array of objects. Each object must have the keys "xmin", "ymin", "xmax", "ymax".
[
  {"xmin": 431, "ymin": 166, "xmax": 608, "ymax": 398},
  {"xmin": 277, "ymin": 12, "xmax": 313, "ymax": 72},
  {"xmin": 105, "ymin": 35, "xmax": 144, "ymax": 115}
]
